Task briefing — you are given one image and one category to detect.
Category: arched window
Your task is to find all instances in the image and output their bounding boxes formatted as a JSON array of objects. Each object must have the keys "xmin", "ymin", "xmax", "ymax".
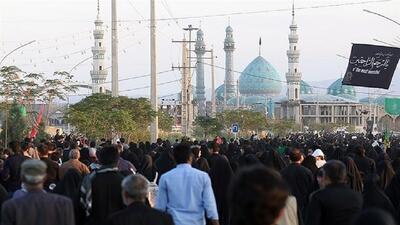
[
  {"xmin": 99, "ymin": 87, "xmax": 103, "ymax": 93},
  {"xmin": 295, "ymin": 88, "xmax": 298, "ymax": 99},
  {"xmin": 99, "ymin": 42, "xmax": 102, "ymax": 47},
  {"xmin": 99, "ymin": 66, "xmax": 102, "ymax": 70}
]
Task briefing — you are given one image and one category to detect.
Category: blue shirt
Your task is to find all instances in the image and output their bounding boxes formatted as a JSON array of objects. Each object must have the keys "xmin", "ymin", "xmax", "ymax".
[{"xmin": 156, "ymin": 163, "xmax": 219, "ymax": 225}]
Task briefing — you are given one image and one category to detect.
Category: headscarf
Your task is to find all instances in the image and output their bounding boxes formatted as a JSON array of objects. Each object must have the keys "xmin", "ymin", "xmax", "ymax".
[
  {"xmin": 260, "ymin": 150, "xmax": 287, "ymax": 172},
  {"xmin": 342, "ymin": 157, "xmax": 363, "ymax": 192},
  {"xmin": 301, "ymin": 155, "xmax": 318, "ymax": 175}
]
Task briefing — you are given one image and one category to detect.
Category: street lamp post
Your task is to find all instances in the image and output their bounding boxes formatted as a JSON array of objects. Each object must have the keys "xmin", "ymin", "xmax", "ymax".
[{"xmin": 0, "ymin": 40, "xmax": 36, "ymax": 148}]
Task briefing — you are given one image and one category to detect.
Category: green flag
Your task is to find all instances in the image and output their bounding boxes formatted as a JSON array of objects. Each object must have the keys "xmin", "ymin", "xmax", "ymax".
[{"xmin": 385, "ymin": 98, "xmax": 400, "ymax": 116}]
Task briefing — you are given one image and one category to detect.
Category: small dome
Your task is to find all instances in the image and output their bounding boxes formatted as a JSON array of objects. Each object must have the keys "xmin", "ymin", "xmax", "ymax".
[
  {"xmin": 359, "ymin": 96, "xmax": 386, "ymax": 106},
  {"xmin": 301, "ymin": 80, "xmax": 313, "ymax": 94},
  {"xmin": 239, "ymin": 56, "xmax": 282, "ymax": 96},
  {"xmin": 197, "ymin": 29, "xmax": 203, "ymax": 36},
  {"xmin": 226, "ymin": 26, "xmax": 233, "ymax": 33},
  {"xmin": 215, "ymin": 84, "xmax": 225, "ymax": 102},
  {"xmin": 327, "ymin": 78, "xmax": 357, "ymax": 101}
]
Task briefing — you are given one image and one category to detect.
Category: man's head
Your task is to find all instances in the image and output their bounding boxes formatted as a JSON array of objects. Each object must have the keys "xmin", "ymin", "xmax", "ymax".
[
  {"xmin": 229, "ymin": 166, "xmax": 289, "ymax": 225},
  {"xmin": 37, "ymin": 143, "xmax": 49, "ymax": 157},
  {"xmin": 21, "ymin": 159, "xmax": 47, "ymax": 190},
  {"xmin": 319, "ymin": 160, "xmax": 347, "ymax": 187},
  {"xmin": 97, "ymin": 145, "xmax": 120, "ymax": 167},
  {"xmin": 8, "ymin": 141, "xmax": 21, "ymax": 155},
  {"xmin": 354, "ymin": 145, "xmax": 365, "ymax": 157},
  {"xmin": 69, "ymin": 149, "xmax": 80, "ymax": 160},
  {"xmin": 121, "ymin": 174, "xmax": 149, "ymax": 205},
  {"xmin": 89, "ymin": 141, "xmax": 96, "ymax": 148},
  {"xmin": 173, "ymin": 143, "xmax": 192, "ymax": 164},
  {"xmin": 289, "ymin": 148, "xmax": 303, "ymax": 163}
]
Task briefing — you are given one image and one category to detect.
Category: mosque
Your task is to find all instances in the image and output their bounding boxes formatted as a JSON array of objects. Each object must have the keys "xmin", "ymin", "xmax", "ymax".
[{"xmin": 194, "ymin": 4, "xmax": 386, "ymax": 132}]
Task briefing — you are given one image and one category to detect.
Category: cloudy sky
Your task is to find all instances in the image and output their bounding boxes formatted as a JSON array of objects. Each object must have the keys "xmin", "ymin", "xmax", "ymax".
[{"xmin": 0, "ymin": 0, "xmax": 399, "ymax": 99}]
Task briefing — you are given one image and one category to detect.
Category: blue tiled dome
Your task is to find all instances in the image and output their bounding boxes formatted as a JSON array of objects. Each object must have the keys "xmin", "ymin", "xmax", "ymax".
[
  {"xmin": 215, "ymin": 84, "xmax": 225, "ymax": 101},
  {"xmin": 239, "ymin": 56, "xmax": 282, "ymax": 96},
  {"xmin": 301, "ymin": 80, "xmax": 313, "ymax": 94},
  {"xmin": 327, "ymin": 78, "xmax": 357, "ymax": 101}
]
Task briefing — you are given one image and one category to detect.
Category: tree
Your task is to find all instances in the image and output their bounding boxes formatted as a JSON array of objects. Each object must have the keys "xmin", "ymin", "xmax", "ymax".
[
  {"xmin": 216, "ymin": 110, "xmax": 267, "ymax": 136},
  {"xmin": 65, "ymin": 93, "xmax": 155, "ymax": 141},
  {"xmin": 0, "ymin": 66, "xmax": 77, "ymax": 137},
  {"xmin": 268, "ymin": 120, "xmax": 297, "ymax": 137},
  {"xmin": 158, "ymin": 110, "xmax": 174, "ymax": 132},
  {"xmin": 1, "ymin": 102, "xmax": 28, "ymax": 143},
  {"xmin": 194, "ymin": 116, "xmax": 223, "ymax": 139}
]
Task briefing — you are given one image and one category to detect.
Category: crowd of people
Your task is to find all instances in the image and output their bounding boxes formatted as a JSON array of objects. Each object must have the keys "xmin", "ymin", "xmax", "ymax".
[{"xmin": 0, "ymin": 130, "xmax": 398, "ymax": 225}]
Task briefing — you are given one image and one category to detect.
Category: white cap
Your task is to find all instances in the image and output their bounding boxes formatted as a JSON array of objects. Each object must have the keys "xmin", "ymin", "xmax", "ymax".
[
  {"xmin": 372, "ymin": 141, "xmax": 379, "ymax": 148},
  {"xmin": 312, "ymin": 149, "xmax": 324, "ymax": 157}
]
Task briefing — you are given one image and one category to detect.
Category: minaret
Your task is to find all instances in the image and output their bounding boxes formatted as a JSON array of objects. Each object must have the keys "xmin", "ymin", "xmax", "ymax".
[
  {"xmin": 195, "ymin": 29, "xmax": 206, "ymax": 116},
  {"xmin": 90, "ymin": 0, "xmax": 108, "ymax": 94},
  {"xmin": 286, "ymin": 2, "xmax": 301, "ymax": 101},
  {"xmin": 285, "ymin": 2, "xmax": 301, "ymax": 122},
  {"xmin": 224, "ymin": 25, "xmax": 235, "ymax": 107}
]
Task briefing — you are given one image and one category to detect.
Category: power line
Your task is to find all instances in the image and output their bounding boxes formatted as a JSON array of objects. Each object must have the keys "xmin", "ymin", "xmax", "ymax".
[
  {"xmin": 117, "ymin": 0, "xmax": 390, "ymax": 22},
  {"xmin": 202, "ymin": 62, "xmax": 400, "ymax": 97},
  {"xmin": 120, "ymin": 78, "xmax": 181, "ymax": 92},
  {"xmin": 103, "ymin": 69, "xmax": 173, "ymax": 84}
]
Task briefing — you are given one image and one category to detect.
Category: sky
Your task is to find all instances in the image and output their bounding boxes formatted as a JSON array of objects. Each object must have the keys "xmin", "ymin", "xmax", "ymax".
[{"xmin": 0, "ymin": 0, "xmax": 399, "ymax": 100}]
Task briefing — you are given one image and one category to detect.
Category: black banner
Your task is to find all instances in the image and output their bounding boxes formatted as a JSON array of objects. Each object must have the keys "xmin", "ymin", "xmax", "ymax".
[{"xmin": 342, "ymin": 44, "xmax": 400, "ymax": 89}]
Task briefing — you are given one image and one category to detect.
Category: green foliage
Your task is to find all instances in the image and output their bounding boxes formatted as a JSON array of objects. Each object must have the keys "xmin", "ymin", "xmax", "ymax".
[
  {"xmin": 0, "ymin": 66, "xmax": 77, "ymax": 136},
  {"xmin": 158, "ymin": 110, "xmax": 174, "ymax": 132},
  {"xmin": 193, "ymin": 116, "xmax": 223, "ymax": 139},
  {"xmin": 65, "ymin": 93, "xmax": 155, "ymax": 141},
  {"xmin": 268, "ymin": 120, "xmax": 298, "ymax": 137},
  {"xmin": 216, "ymin": 110, "xmax": 267, "ymax": 136},
  {"xmin": 35, "ymin": 122, "xmax": 50, "ymax": 141},
  {"xmin": 1, "ymin": 102, "xmax": 29, "ymax": 143}
]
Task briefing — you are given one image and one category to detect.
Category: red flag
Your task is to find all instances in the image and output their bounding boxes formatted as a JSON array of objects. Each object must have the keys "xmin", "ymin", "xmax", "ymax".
[{"xmin": 30, "ymin": 104, "xmax": 45, "ymax": 138}]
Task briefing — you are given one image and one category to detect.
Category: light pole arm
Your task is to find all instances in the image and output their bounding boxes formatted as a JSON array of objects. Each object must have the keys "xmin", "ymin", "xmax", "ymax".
[
  {"xmin": 0, "ymin": 40, "xmax": 36, "ymax": 66},
  {"xmin": 363, "ymin": 9, "xmax": 400, "ymax": 27}
]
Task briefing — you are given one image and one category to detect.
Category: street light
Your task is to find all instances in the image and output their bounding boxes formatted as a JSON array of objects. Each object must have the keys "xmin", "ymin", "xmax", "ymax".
[
  {"xmin": 0, "ymin": 40, "xmax": 36, "ymax": 148},
  {"xmin": 363, "ymin": 9, "xmax": 400, "ymax": 27},
  {"xmin": 0, "ymin": 40, "xmax": 36, "ymax": 66}
]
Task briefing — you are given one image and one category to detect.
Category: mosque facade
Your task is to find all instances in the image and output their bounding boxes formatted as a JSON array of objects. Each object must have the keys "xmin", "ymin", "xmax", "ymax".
[{"xmin": 211, "ymin": 4, "xmax": 386, "ymax": 132}]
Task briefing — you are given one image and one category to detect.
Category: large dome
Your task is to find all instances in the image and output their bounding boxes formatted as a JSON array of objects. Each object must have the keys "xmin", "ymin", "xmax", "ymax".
[
  {"xmin": 215, "ymin": 84, "xmax": 225, "ymax": 101},
  {"xmin": 239, "ymin": 56, "xmax": 282, "ymax": 96},
  {"xmin": 327, "ymin": 78, "xmax": 357, "ymax": 101}
]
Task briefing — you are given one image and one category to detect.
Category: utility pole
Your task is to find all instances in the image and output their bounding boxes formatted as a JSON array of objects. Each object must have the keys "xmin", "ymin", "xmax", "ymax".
[
  {"xmin": 210, "ymin": 48, "xmax": 216, "ymax": 117},
  {"xmin": 111, "ymin": 0, "xmax": 119, "ymax": 97},
  {"xmin": 150, "ymin": 0, "xmax": 158, "ymax": 143},
  {"xmin": 236, "ymin": 79, "xmax": 240, "ymax": 109},
  {"xmin": 172, "ymin": 25, "xmax": 198, "ymax": 137}
]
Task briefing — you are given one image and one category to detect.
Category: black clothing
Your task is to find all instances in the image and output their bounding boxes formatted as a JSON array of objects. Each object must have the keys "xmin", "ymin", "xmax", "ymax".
[
  {"xmin": 306, "ymin": 184, "xmax": 363, "ymax": 225},
  {"xmin": 385, "ymin": 170, "xmax": 400, "ymax": 210},
  {"xmin": 54, "ymin": 169, "xmax": 84, "ymax": 225},
  {"xmin": 0, "ymin": 155, "xmax": 30, "ymax": 192},
  {"xmin": 139, "ymin": 155, "xmax": 157, "ymax": 182},
  {"xmin": 107, "ymin": 202, "xmax": 174, "ymax": 225},
  {"xmin": 155, "ymin": 150, "xmax": 176, "ymax": 184},
  {"xmin": 121, "ymin": 150, "xmax": 140, "ymax": 170},
  {"xmin": 353, "ymin": 155, "xmax": 376, "ymax": 179},
  {"xmin": 0, "ymin": 183, "xmax": 9, "ymax": 222},
  {"xmin": 363, "ymin": 179, "xmax": 396, "ymax": 219},
  {"xmin": 40, "ymin": 157, "xmax": 60, "ymax": 191},
  {"xmin": 301, "ymin": 155, "xmax": 318, "ymax": 175},
  {"xmin": 209, "ymin": 154, "xmax": 233, "ymax": 225},
  {"xmin": 281, "ymin": 163, "xmax": 314, "ymax": 217},
  {"xmin": 81, "ymin": 167, "xmax": 125, "ymax": 225},
  {"xmin": 260, "ymin": 150, "xmax": 287, "ymax": 171}
]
